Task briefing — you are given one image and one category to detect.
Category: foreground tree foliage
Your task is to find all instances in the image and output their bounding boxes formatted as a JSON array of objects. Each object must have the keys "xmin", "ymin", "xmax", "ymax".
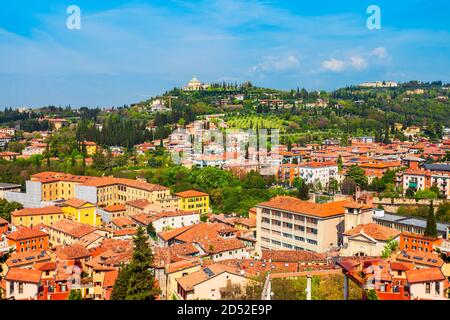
[
  {"xmin": 68, "ymin": 289, "xmax": 82, "ymax": 300},
  {"xmin": 111, "ymin": 227, "xmax": 160, "ymax": 300},
  {"xmin": 0, "ymin": 199, "xmax": 23, "ymax": 221}
]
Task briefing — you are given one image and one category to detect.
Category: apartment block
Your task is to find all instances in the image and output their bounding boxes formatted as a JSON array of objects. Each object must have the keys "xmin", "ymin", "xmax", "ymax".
[{"xmin": 256, "ymin": 196, "xmax": 352, "ymax": 254}]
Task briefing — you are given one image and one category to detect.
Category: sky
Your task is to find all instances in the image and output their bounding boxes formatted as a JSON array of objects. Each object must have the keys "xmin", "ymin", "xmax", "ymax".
[{"xmin": 0, "ymin": 0, "xmax": 449, "ymax": 108}]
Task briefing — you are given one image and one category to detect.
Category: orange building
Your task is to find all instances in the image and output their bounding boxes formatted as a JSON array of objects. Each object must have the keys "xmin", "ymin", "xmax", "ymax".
[
  {"xmin": 0, "ymin": 217, "xmax": 8, "ymax": 235},
  {"xmin": 6, "ymin": 227, "xmax": 50, "ymax": 253},
  {"xmin": 399, "ymin": 232, "xmax": 443, "ymax": 253},
  {"xmin": 359, "ymin": 161, "xmax": 402, "ymax": 178}
]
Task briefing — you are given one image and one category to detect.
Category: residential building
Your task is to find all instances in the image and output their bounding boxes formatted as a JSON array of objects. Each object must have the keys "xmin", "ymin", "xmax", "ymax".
[
  {"xmin": 60, "ymin": 198, "xmax": 102, "ymax": 227},
  {"xmin": 406, "ymin": 268, "xmax": 448, "ymax": 300},
  {"xmin": 399, "ymin": 232, "xmax": 443, "ymax": 253},
  {"xmin": 4, "ymin": 268, "xmax": 42, "ymax": 300},
  {"xmin": 256, "ymin": 196, "xmax": 353, "ymax": 254},
  {"xmin": 297, "ymin": 161, "xmax": 338, "ymax": 189},
  {"xmin": 341, "ymin": 223, "xmax": 400, "ymax": 257},
  {"xmin": 46, "ymin": 219, "xmax": 101, "ymax": 246},
  {"xmin": 11, "ymin": 206, "xmax": 64, "ymax": 228},
  {"xmin": 175, "ymin": 190, "xmax": 210, "ymax": 214},
  {"xmin": 175, "ymin": 263, "xmax": 251, "ymax": 300},
  {"xmin": 130, "ymin": 210, "xmax": 200, "ymax": 233},
  {"xmin": 399, "ymin": 168, "xmax": 450, "ymax": 199},
  {"xmin": 6, "ymin": 227, "xmax": 49, "ymax": 253}
]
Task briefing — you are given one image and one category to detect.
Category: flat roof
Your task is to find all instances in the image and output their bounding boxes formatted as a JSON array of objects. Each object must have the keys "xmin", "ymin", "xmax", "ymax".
[
  {"xmin": 374, "ymin": 213, "xmax": 449, "ymax": 233},
  {"xmin": 0, "ymin": 183, "xmax": 21, "ymax": 189}
]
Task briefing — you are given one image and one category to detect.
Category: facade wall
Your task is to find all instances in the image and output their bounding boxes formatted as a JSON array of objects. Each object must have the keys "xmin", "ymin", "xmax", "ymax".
[
  {"xmin": 179, "ymin": 196, "xmax": 210, "ymax": 214},
  {"xmin": 153, "ymin": 214, "xmax": 200, "ymax": 233},
  {"xmin": 5, "ymin": 281, "xmax": 39, "ymax": 300},
  {"xmin": 256, "ymin": 206, "xmax": 343, "ymax": 254},
  {"xmin": 11, "ymin": 213, "xmax": 64, "ymax": 228},
  {"xmin": 186, "ymin": 272, "xmax": 249, "ymax": 300},
  {"xmin": 62, "ymin": 204, "xmax": 101, "ymax": 227},
  {"xmin": 8, "ymin": 235, "xmax": 49, "ymax": 253},
  {"xmin": 410, "ymin": 281, "xmax": 447, "ymax": 300}
]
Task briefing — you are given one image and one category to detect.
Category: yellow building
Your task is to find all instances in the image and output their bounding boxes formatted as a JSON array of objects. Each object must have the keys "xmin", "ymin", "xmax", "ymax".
[
  {"xmin": 11, "ymin": 206, "xmax": 64, "ymax": 228},
  {"xmin": 61, "ymin": 198, "xmax": 102, "ymax": 227},
  {"xmin": 82, "ymin": 141, "xmax": 98, "ymax": 156},
  {"xmin": 27, "ymin": 172, "xmax": 171, "ymax": 207},
  {"xmin": 175, "ymin": 190, "xmax": 210, "ymax": 214},
  {"xmin": 30, "ymin": 172, "xmax": 93, "ymax": 202}
]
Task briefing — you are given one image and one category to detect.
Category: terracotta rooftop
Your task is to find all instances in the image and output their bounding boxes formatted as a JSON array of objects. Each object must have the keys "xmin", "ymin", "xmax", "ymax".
[
  {"xmin": 48, "ymin": 219, "xmax": 97, "ymax": 239},
  {"xmin": 55, "ymin": 244, "xmax": 91, "ymax": 260},
  {"xmin": 63, "ymin": 198, "xmax": 94, "ymax": 208},
  {"xmin": 175, "ymin": 190, "xmax": 209, "ymax": 198},
  {"xmin": 176, "ymin": 264, "xmax": 242, "ymax": 292},
  {"xmin": 257, "ymin": 196, "xmax": 352, "ymax": 218},
  {"xmin": 5, "ymin": 268, "xmax": 42, "ymax": 284},
  {"xmin": 113, "ymin": 228, "xmax": 137, "ymax": 237},
  {"xmin": 103, "ymin": 204, "xmax": 126, "ymax": 213},
  {"xmin": 6, "ymin": 227, "xmax": 48, "ymax": 241},
  {"xmin": 406, "ymin": 267, "xmax": 445, "ymax": 284},
  {"xmin": 261, "ymin": 250, "xmax": 327, "ymax": 262},
  {"xmin": 12, "ymin": 206, "xmax": 62, "ymax": 217},
  {"xmin": 125, "ymin": 198, "xmax": 151, "ymax": 209},
  {"xmin": 6, "ymin": 250, "xmax": 51, "ymax": 267},
  {"xmin": 344, "ymin": 223, "xmax": 401, "ymax": 241},
  {"xmin": 396, "ymin": 250, "xmax": 444, "ymax": 267}
]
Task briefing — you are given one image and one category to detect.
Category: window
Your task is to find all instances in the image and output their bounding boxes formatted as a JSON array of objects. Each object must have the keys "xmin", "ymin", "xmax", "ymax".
[
  {"xmin": 18, "ymin": 282, "xmax": 24, "ymax": 294},
  {"xmin": 435, "ymin": 282, "xmax": 440, "ymax": 295},
  {"xmin": 425, "ymin": 282, "xmax": 431, "ymax": 294}
]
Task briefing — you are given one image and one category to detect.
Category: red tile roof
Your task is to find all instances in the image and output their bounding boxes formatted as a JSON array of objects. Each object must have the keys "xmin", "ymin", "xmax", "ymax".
[
  {"xmin": 175, "ymin": 190, "xmax": 209, "ymax": 198},
  {"xmin": 63, "ymin": 198, "xmax": 94, "ymax": 208},
  {"xmin": 406, "ymin": 268, "xmax": 445, "ymax": 284},
  {"xmin": 5, "ymin": 268, "xmax": 42, "ymax": 284},
  {"xmin": 257, "ymin": 196, "xmax": 352, "ymax": 218},
  {"xmin": 103, "ymin": 204, "xmax": 126, "ymax": 213},
  {"xmin": 344, "ymin": 223, "xmax": 400, "ymax": 241},
  {"xmin": 261, "ymin": 250, "xmax": 327, "ymax": 262},
  {"xmin": 6, "ymin": 227, "xmax": 48, "ymax": 241},
  {"xmin": 12, "ymin": 206, "xmax": 62, "ymax": 217},
  {"xmin": 48, "ymin": 219, "xmax": 97, "ymax": 238}
]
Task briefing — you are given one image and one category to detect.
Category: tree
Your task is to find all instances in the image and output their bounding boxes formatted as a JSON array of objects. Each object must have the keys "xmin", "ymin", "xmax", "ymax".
[
  {"xmin": 366, "ymin": 289, "xmax": 378, "ymax": 300},
  {"xmin": 293, "ymin": 177, "xmax": 309, "ymax": 200},
  {"xmin": 242, "ymin": 170, "xmax": 266, "ymax": 189},
  {"xmin": 68, "ymin": 289, "xmax": 82, "ymax": 300},
  {"xmin": 341, "ymin": 178, "xmax": 357, "ymax": 195},
  {"xmin": 381, "ymin": 238, "xmax": 398, "ymax": 258},
  {"xmin": 0, "ymin": 199, "xmax": 23, "ymax": 221},
  {"xmin": 111, "ymin": 265, "xmax": 132, "ymax": 300},
  {"xmin": 337, "ymin": 155, "xmax": 343, "ymax": 171},
  {"xmin": 424, "ymin": 201, "xmax": 438, "ymax": 237},
  {"xmin": 346, "ymin": 165, "xmax": 368, "ymax": 189},
  {"xmin": 405, "ymin": 188, "xmax": 415, "ymax": 198},
  {"xmin": 147, "ymin": 222, "xmax": 156, "ymax": 240},
  {"xmin": 111, "ymin": 227, "xmax": 160, "ymax": 300},
  {"xmin": 415, "ymin": 189, "xmax": 438, "ymax": 200}
]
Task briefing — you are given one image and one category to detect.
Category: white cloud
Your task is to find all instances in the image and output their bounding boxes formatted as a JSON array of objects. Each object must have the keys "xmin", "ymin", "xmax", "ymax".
[
  {"xmin": 370, "ymin": 47, "xmax": 389, "ymax": 59},
  {"xmin": 321, "ymin": 58, "xmax": 345, "ymax": 72},
  {"xmin": 349, "ymin": 55, "xmax": 367, "ymax": 70},
  {"xmin": 251, "ymin": 53, "xmax": 300, "ymax": 73}
]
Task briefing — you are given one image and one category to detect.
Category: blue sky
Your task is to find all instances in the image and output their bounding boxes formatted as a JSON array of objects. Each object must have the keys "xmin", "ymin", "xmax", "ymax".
[{"xmin": 0, "ymin": 0, "xmax": 449, "ymax": 108}]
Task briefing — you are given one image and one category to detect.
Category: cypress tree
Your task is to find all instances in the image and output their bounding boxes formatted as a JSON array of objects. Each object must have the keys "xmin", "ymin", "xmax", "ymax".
[
  {"xmin": 424, "ymin": 201, "xmax": 438, "ymax": 237},
  {"xmin": 126, "ymin": 227, "xmax": 160, "ymax": 300},
  {"xmin": 111, "ymin": 227, "xmax": 160, "ymax": 300},
  {"xmin": 111, "ymin": 265, "xmax": 132, "ymax": 300}
]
